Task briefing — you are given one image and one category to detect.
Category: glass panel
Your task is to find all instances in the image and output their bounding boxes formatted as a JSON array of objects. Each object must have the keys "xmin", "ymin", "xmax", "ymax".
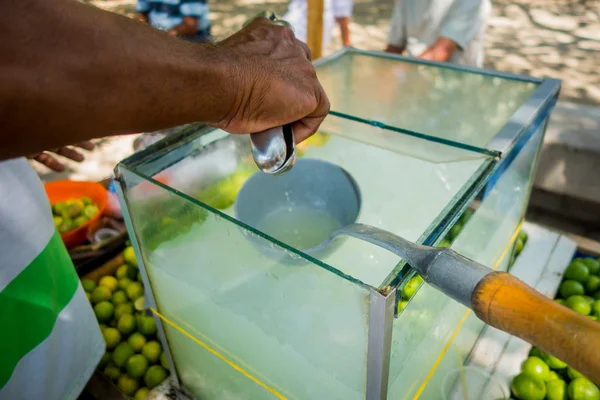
[
  {"xmin": 117, "ymin": 166, "xmax": 372, "ymax": 400},
  {"xmin": 316, "ymin": 51, "xmax": 539, "ymax": 148},
  {"xmin": 387, "ymin": 116, "xmax": 548, "ymax": 399},
  {"xmin": 137, "ymin": 118, "xmax": 493, "ymax": 289}
]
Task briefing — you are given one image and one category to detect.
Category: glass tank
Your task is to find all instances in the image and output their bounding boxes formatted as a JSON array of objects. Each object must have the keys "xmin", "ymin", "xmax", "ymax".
[{"xmin": 115, "ymin": 49, "xmax": 560, "ymax": 400}]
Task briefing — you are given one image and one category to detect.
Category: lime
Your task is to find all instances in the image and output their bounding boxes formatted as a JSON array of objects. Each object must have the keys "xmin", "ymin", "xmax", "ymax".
[
  {"xmin": 584, "ymin": 296, "xmax": 595, "ymax": 304},
  {"xmin": 126, "ymin": 282, "xmax": 144, "ymax": 301},
  {"xmin": 94, "ymin": 301, "xmax": 115, "ymax": 322},
  {"xmin": 112, "ymin": 290, "xmax": 128, "ymax": 305},
  {"xmin": 518, "ymin": 230, "xmax": 528, "ymax": 244},
  {"xmin": 565, "ymin": 261, "xmax": 590, "ymax": 283},
  {"xmin": 438, "ymin": 239, "xmax": 451, "ymax": 248},
  {"xmin": 138, "ymin": 315, "xmax": 158, "ymax": 337},
  {"xmin": 83, "ymin": 204, "xmax": 100, "ymax": 219},
  {"xmin": 116, "ymin": 265, "xmax": 128, "ymax": 279},
  {"xmin": 118, "ymin": 278, "xmax": 132, "ymax": 291},
  {"xmin": 117, "ymin": 374, "xmax": 140, "ymax": 396},
  {"xmin": 142, "ymin": 341, "xmax": 162, "ymax": 364},
  {"xmin": 126, "ymin": 354, "xmax": 149, "ymax": 378},
  {"xmin": 123, "ymin": 246, "xmax": 138, "ymax": 268},
  {"xmin": 160, "ymin": 351, "xmax": 170, "ymax": 371},
  {"xmin": 53, "ymin": 216, "xmax": 63, "ymax": 227},
  {"xmin": 568, "ymin": 367, "xmax": 585, "ymax": 380},
  {"xmin": 91, "ymin": 286, "xmax": 112, "ymax": 304},
  {"xmin": 81, "ymin": 196, "xmax": 93, "ymax": 206},
  {"xmin": 115, "ymin": 303, "xmax": 134, "ymax": 320},
  {"xmin": 85, "ymin": 292, "xmax": 92, "ymax": 302},
  {"xmin": 521, "ymin": 356, "xmax": 551, "ymax": 382},
  {"xmin": 99, "ymin": 352, "xmax": 112, "ymax": 369},
  {"xmin": 511, "ymin": 373, "xmax": 546, "ymax": 400},
  {"xmin": 64, "ymin": 200, "xmax": 84, "ymax": 218},
  {"xmin": 137, "ymin": 272, "xmax": 143, "ymax": 282},
  {"xmin": 555, "ymin": 299, "xmax": 566, "ymax": 306},
  {"xmin": 582, "ymin": 258, "xmax": 600, "ymax": 275},
  {"xmin": 592, "ymin": 300, "xmax": 600, "ymax": 316},
  {"xmin": 529, "ymin": 347, "xmax": 543, "ymax": 359},
  {"xmin": 568, "ymin": 378, "xmax": 600, "ymax": 400},
  {"xmin": 127, "ymin": 266, "xmax": 139, "ymax": 281},
  {"xmin": 565, "ymin": 295, "xmax": 592, "ymax": 315},
  {"xmin": 81, "ymin": 279, "xmax": 97, "ymax": 293},
  {"xmin": 594, "ymin": 292, "xmax": 600, "ymax": 300},
  {"xmin": 134, "ymin": 297, "xmax": 145, "ymax": 312},
  {"xmin": 589, "ymin": 315, "xmax": 598, "ymax": 321},
  {"xmin": 546, "ymin": 378, "xmax": 568, "ymax": 400},
  {"xmin": 449, "ymin": 224, "xmax": 463, "ymax": 240},
  {"xmin": 539, "ymin": 350, "xmax": 567, "ymax": 370},
  {"xmin": 103, "ymin": 327, "xmax": 122, "ymax": 350},
  {"xmin": 58, "ymin": 218, "xmax": 75, "ymax": 233},
  {"xmin": 104, "ymin": 364, "xmax": 121, "ymax": 382},
  {"xmin": 74, "ymin": 216, "xmax": 89, "ymax": 227},
  {"xmin": 401, "ymin": 274, "xmax": 423, "ymax": 300},
  {"xmin": 53, "ymin": 201, "xmax": 68, "ymax": 215},
  {"xmin": 118, "ymin": 314, "xmax": 137, "ymax": 335},
  {"xmin": 99, "ymin": 276, "xmax": 119, "ymax": 292},
  {"xmin": 514, "ymin": 238, "xmax": 525, "ymax": 257},
  {"xmin": 144, "ymin": 365, "xmax": 168, "ymax": 389},
  {"xmin": 113, "ymin": 342, "xmax": 135, "ymax": 367},
  {"xmin": 559, "ymin": 280, "xmax": 585, "ymax": 299},
  {"xmin": 134, "ymin": 387, "xmax": 151, "ymax": 400},
  {"xmin": 547, "ymin": 371, "xmax": 562, "ymax": 382},
  {"xmin": 99, "ymin": 323, "xmax": 107, "ymax": 332},
  {"xmin": 128, "ymin": 332, "xmax": 147, "ymax": 352},
  {"xmin": 587, "ymin": 276, "xmax": 600, "ymax": 295},
  {"xmin": 397, "ymin": 300, "xmax": 408, "ymax": 313}
]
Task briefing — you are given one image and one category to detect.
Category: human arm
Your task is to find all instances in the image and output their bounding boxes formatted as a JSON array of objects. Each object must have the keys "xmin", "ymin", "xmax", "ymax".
[
  {"xmin": 0, "ymin": 0, "xmax": 329, "ymax": 161},
  {"xmin": 385, "ymin": 0, "xmax": 406, "ymax": 53}
]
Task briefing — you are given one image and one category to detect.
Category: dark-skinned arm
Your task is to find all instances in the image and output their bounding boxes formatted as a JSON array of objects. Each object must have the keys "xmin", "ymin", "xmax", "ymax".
[{"xmin": 0, "ymin": 0, "xmax": 329, "ymax": 161}]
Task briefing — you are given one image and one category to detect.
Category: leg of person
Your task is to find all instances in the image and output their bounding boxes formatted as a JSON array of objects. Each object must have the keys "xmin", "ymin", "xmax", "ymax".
[
  {"xmin": 335, "ymin": 17, "xmax": 351, "ymax": 46},
  {"xmin": 333, "ymin": 0, "xmax": 353, "ymax": 46}
]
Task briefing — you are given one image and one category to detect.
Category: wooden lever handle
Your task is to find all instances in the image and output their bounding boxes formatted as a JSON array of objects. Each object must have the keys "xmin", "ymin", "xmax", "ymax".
[{"xmin": 472, "ymin": 271, "xmax": 600, "ymax": 385}]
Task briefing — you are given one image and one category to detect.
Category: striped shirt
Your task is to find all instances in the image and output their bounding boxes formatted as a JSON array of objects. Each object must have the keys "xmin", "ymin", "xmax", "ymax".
[{"xmin": 136, "ymin": 0, "xmax": 211, "ymax": 40}]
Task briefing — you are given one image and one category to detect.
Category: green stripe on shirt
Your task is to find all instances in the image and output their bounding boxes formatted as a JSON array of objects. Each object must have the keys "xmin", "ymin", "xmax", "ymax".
[{"xmin": 0, "ymin": 230, "xmax": 79, "ymax": 389}]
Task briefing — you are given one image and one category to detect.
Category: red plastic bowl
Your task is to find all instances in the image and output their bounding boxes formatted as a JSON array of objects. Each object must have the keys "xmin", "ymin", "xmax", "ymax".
[{"xmin": 44, "ymin": 180, "xmax": 108, "ymax": 249}]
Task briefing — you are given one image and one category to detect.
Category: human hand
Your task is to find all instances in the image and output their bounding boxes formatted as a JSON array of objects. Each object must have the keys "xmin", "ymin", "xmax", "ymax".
[
  {"xmin": 135, "ymin": 13, "xmax": 148, "ymax": 23},
  {"xmin": 168, "ymin": 17, "xmax": 198, "ymax": 37},
  {"xmin": 29, "ymin": 141, "xmax": 95, "ymax": 172},
  {"xmin": 418, "ymin": 37, "xmax": 458, "ymax": 62},
  {"xmin": 213, "ymin": 17, "xmax": 330, "ymax": 144}
]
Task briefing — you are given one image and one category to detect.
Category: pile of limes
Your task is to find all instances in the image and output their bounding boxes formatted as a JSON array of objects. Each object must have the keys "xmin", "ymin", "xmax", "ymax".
[
  {"xmin": 82, "ymin": 246, "xmax": 170, "ymax": 400},
  {"xmin": 509, "ymin": 256, "xmax": 600, "ymax": 400},
  {"xmin": 52, "ymin": 197, "xmax": 100, "ymax": 234}
]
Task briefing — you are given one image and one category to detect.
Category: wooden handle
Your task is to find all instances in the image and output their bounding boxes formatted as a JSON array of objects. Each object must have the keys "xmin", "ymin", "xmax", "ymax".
[{"xmin": 472, "ymin": 271, "xmax": 600, "ymax": 385}]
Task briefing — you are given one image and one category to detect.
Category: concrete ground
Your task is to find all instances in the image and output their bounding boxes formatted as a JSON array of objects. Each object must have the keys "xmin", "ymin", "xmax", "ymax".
[{"xmin": 35, "ymin": 0, "xmax": 600, "ymax": 238}]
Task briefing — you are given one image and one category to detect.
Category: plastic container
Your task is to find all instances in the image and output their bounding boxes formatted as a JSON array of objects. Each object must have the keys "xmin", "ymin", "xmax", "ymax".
[{"xmin": 44, "ymin": 180, "xmax": 108, "ymax": 249}]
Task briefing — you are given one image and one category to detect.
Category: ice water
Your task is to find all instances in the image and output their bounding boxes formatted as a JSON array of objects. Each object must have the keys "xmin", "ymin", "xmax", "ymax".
[{"xmin": 256, "ymin": 206, "xmax": 342, "ymax": 250}]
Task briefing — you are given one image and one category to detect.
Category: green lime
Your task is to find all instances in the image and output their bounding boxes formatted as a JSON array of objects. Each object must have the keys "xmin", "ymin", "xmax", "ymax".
[
  {"xmin": 112, "ymin": 342, "xmax": 135, "ymax": 368},
  {"xmin": 74, "ymin": 215, "xmax": 89, "ymax": 227},
  {"xmin": 449, "ymin": 224, "xmax": 463, "ymax": 240},
  {"xmin": 118, "ymin": 278, "xmax": 132, "ymax": 291},
  {"xmin": 584, "ymin": 296, "xmax": 595, "ymax": 304},
  {"xmin": 118, "ymin": 314, "xmax": 137, "ymax": 335},
  {"xmin": 99, "ymin": 352, "xmax": 112, "ymax": 369},
  {"xmin": 401, "ymin": 274, "xmax": 423, "ymax": 300},
  {"xmin": 134, "ymin": 297, "xmax": 145, "ymax": 312},
  {"xmin": 91, "ymin": 286, "xmax": 112, "ymax": 304},
  {"xmin": 137, "ymin": 272, "xmax": 143, "ymax": 282},
  {"xmin": 134, "ymin": 387, "xmax": 151, "ymax": 400},
  {"xmin": 559, "ymin": 280, "xmax": 585, "ymax": 299},
  {"xmin": 592, "ymin": 300, "xmax": 600, "ymax": 317},
  {"xmin": 142, "ymin": 341, "xmax": 162, "ymax": 364},
  {"xmin": 138, "ymin": 315, "xmax": 157, "ymax": 337},
  {"xmin": 582, "ymin": 258, "xmax": 600, "ymax": 275},
  {"xmin": 511, "ymin": 373, "xmax": 546, "ymax": 400},
  {"xmin": 83, "ymin": 204, "xmax": 100, "ymax": 219},
  {"xmin": 99, "ymin": 276, "xmax": 119, "ymax": 292},
  {"xmin": 99, "ymin": 323, "xmax": 107, "ymax": 332},
  {"xmin": 568, "ymin": 367, "xmax": 585, "ymax": 380},
  {"xmin": 160, "ymin": 351, "xmax": 170, "ymax": 371},
  {"xmin": 115, "ymin": 303, "xmax": 134, "ymax": 320},
  {"xmin": 127, "ymin": 266, "xmax": 139, "ymax": 281},
  {"xmin": 103, "ymin": 327, "xmax": 122, "ymax": 350},
  {"xmin": 53, "ymin": 201, "xmax": 68, "ymax": 215},
  {"xmin": 126, "ymin": 282, "xmax": 144, "ymax": 301},
  {"xmin": 438, "ymin": 239, "xmax": 451, "ymax": 248},
  {"xmin": 514, "ymin": 238, "xmax": 525, "ymax": 257},
  {"xmin": 112, "ymin": 290, "xmax": 128, "ymax": 305},
  {"xmin": 589, "ymin": 315, "xmax": 598, "ymax": 321},
  {"xmin": 116, "ymin": 265, "xmax": 128, "ymax": 279},
  {"xmin": 565, "ymin": 295, "xmax": 592, "ymax": 315},
  {"xmin": 117, "ymin": 374, "xmax": 139, "ymax": 396},
  {"xmin": 539, "ymin": 350, "xmax": 567, "ymax": 370},
  {"xmin": 53, "ymin": 215, "xmax": 63, "ymax": 227},
  {"xmin": 81, "ymin": 196, "xmax": 93, "ymax": 206},
  {"xmin": 547, "ymin": 371, "xmax": 562, "ymax": 382},
  {"xmin": 565, "ymin": 261, "xmax": 590, "ymax": 283},
  {"xmin": 126, "ymin": 354, "xmax": 149, "ymax": 378},
  {"xmin": 123, "ymin": 246, "xmax": 138, "ymax": 268},
  {"xmin": 103, "ymin": 364, "xmax": 121, "ymax": 382},
  {"xmin": 587, "ymin": 276, "xmax": 600, "ymax": 295},
  {"xmin": 94, "ymin": 301, "xmax": 115, "ymax": 322},
  {"xmin": 81, "ymin": 279, "xmax": 97, "ymax": 293},
  {"xmin": 529, "ymin": 347, "xmax": 543, "ymax": 359},
  {"xmin": 594, "ymin": 292, "xmax": 600, "ymax": 300},
  {"xmin": 128, "ymin": 332, "xmax": 147, "ymax": 352},
  {"xmin": 546, "ymin": 378, "xmax": 568, "ymax": 400},
  {"xmin": 85, "ymin": 292, "xmax": 92, "ymax": 302},
  {"xmin": 521, "ymin": 356, "xmax": 551, "ymax": 382},
  {"xmin": 144, "ymin": 365, "xmax": 168, "ymax": 389},
  {"xmin": 518, "ymin": 230, "xmax": 528, "ymax": 244},
  {"xmin": 397, "ymin": 300, "xmax": 408, "ymax": 313},
  {"xmin": 568, "ymin": 377, "xmax": 600, "ymax": 400},
  {"xmin": 555, "ymin": 299, "xmax": 566, "ymax": 306}
]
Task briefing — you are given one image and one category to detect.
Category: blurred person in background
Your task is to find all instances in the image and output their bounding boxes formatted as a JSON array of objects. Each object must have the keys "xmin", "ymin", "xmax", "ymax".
[
  {"xmin": 136, "ymin": 0, "xmax": 211, "ymax": 42},
  {"xmin": 385, "ymin": 0, "xmax": 491, "ymax": 67}
]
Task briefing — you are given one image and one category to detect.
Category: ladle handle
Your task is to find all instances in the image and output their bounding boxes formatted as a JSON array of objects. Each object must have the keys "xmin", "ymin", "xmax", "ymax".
[{"xmin": 472, "ymin": 271, "xmax": 600, "ymax": 385}]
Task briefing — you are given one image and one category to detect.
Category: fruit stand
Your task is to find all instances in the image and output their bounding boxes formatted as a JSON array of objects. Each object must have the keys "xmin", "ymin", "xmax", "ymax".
[{"xmin": 112, "ymin": 48, "xmax": 572, "ymax": 400}]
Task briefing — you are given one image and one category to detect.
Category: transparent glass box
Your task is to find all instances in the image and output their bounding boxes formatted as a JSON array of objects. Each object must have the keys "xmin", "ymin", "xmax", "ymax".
[{"xmin": 115, "ymin": 48, "xmax": 560, "ymax": 400}]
